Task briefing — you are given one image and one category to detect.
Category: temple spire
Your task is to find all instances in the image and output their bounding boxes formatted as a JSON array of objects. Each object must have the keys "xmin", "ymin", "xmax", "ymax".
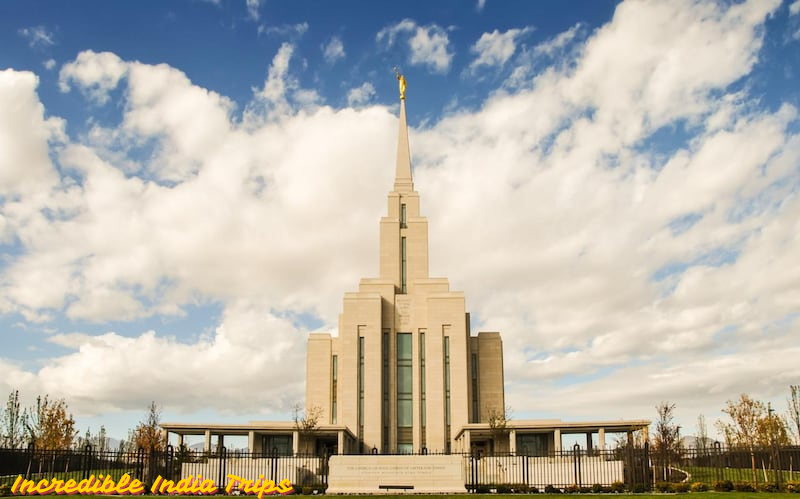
[{"xmin": 394, "ymin": 70, "xmax": 413, "ymax": 192}]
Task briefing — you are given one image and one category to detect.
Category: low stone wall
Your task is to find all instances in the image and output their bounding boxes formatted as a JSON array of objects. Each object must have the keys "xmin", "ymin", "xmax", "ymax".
[{"xmin": 326, "ymin": 455, "xmax": 467, "ymax": 494}]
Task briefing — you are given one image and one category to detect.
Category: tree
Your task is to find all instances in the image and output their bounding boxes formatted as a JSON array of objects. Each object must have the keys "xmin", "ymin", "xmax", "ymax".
[
  {"xmin": 756, "ymin": 407, "xmax": 790, "ymax": 448},
  {"xmin": 696, "ymin": 414, "xmax": 710, "ymax": 452},
  {"xmin": 132, "ymin": 401, "xmax": 167, "ymax": 451},
  {"xmin": 788, "ymin": 385, "xmax": 800, "ymax": 445},
  {"xmin": 717, "ymin": 394, "xmax": 765, "ymax": 484},
  {"xmin": 653, "ymin": 402, "xmax": 683, "ymax": 481},
  {"xmin": 1, "ymin": 390, "xmax": 25, "ymax": 449},
  {"xmin": 293, "ymin": 404, "xmax": 322, "ymax": 454},
  {"xmin": 24, "ymin": 395, "xmax": 77, "ymax": 450},
  {"xmin": 487, "ymin": 405, "xmax": 513, "ymax": 454}
]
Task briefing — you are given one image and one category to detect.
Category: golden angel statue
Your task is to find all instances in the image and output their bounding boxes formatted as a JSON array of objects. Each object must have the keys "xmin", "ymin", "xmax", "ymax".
[{"xmin": 394, "ymin": 67, "xmax": 407, "ymax": 100}]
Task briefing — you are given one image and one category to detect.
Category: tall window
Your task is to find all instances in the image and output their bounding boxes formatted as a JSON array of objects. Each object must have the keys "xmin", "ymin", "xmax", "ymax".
[
  {"xmin": 331, "ymin": 355, "xmax": 338, "ymax": 424},
  {"xmin": 471, "ymin": 353, "xmax": 479, "ymax": 423},
  {"xmin": 400, "ymin": 236, "xmax": 407, "ymax": 294},
  {"xmin": 382, "ymin": 330, "xmax": 389, "ymax": 451},
  {"xmin": 400, "ymin": 203, "xmax": 407, "ymax": 228},
  {"xmin": 396, "ymin": 333, "xmax": 412, "ymax": 453},
  {"xmin": 358, "ymin": 335, "xmax": 365, "ymax": 451},
  {"xmin": 444, "ymin": 334, "xmax": 451, "ymax": 453},
  {"xmin": 419, "ymin": 331, "xmax": 426, "ymax": 447}
]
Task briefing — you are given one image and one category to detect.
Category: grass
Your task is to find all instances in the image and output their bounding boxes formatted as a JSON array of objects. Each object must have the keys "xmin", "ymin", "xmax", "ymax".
[{"xmin": 683, "ymin": 465, "xmax": 800, "ymax": 484}]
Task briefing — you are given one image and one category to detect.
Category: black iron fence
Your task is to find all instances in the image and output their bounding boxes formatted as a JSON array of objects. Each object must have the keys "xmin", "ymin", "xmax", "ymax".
[{"xmin": 1, "ymin": 443, "xmax": 798, "ymax": 493}]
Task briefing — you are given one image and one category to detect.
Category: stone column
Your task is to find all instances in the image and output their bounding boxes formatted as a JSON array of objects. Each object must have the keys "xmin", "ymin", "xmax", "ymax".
[
  {"xmin": 586, "ymin": 432, "xmax": 593, "ymax": 452},
  {"xmin": 553, "ymin": 429, "xmax": 562, "ymax": 452},
  {"xmin": 509, "ymin": 430, "xmax": 517, "ymax": 454},
  {"xmin": 204, "ymin": 430, "xmax": 211, "ymax": 452},
  {"xmin": 248, "ymin": 431, "xmax": 255, "ymax": 453},
  {"xmin": 598, "ymin": 428, "xmax": 606, "ymax": 451},
  {"xmin": 292, "ymin": 430, "xmax": 299, "ymax": 455},
  {"xmin": 338, "ymin": 431, "xmax": 344, "ymax": 455}
]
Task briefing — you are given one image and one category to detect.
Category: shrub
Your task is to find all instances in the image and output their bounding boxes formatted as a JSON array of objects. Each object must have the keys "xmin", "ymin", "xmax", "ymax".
[
  {"xmin": 690, "ymin": 482, "xmax": 708, "ymax": 492},
  {"xmin": 714, "ymin": 479, "xmax": 734, "ymax": 492},
  {"xmin": 758, "ymin": 482, "xmax": 780, "ymax": 493},
  {"xmin": 591, "ymin": 483, "xmax": 604, "ymax": 493},
  {"xmin": 529, "ymin": 486, "xmax": 539, "ymax": 494},
  {"xmin": 673, "ymin": 482, "xmax": 690, "ymax": 493},
  {"xmin": 655, "ymin": 481, "xmax": 673, "ymax": 492},
  {"xmin": 786, "ymin": 481, "xmax": 800, "ymax": 493},
  {"xmin": 632, "ymin": 483, "xmax": 647, "ymax": 493},
  {"xmin": 513, "ymin": 483, "xmax": 531, "ymax": 493},
  {"xmin": 544, "ymin": 484, "xmax": 560, "ymax": 494},
  {"xmin": 301, "ymin": 486, "xmax": 314, "ymax": 495},
  {"xmin": 610, "ymin": 481, "xmax": 625, "ymax": 493},
  {"xmin": 564, "ymin": 484, "xmax": 579, "ymax": 494},
  {"xmin": 476, "ymin": 484, "xmax": 491, "ymax": 494},
  {"xmin": 734, "ymin": 481, "xmax": 756, "ymax": 492},
  {"xmin": 497, "ymin": 484, "xmax": 512, "ymax": 494},
  {"xmin": 0, "ymin": 484, "xmax": 10, "ymax": 497}
]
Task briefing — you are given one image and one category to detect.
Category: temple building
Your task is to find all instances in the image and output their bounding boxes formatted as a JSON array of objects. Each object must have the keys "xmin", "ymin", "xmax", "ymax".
[
  {"xmin": 304, "ymin": 81, "xmax": 505, "ymax": 455},
  {"xmin": 161, "ymin": 78, "xmax": 648, "ymax": 456}
]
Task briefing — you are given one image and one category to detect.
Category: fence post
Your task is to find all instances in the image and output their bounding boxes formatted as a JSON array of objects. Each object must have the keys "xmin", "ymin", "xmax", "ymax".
[
  {"xmin": 713, "ymin": 441, "xmax": 722, "ymax": 483},
  {"xmin": 135, "ymin": 447, "xmax": 145, "ymax": 483},
  {"xmin": 25, "ymin": 442, "xmax": 35, "ymax": 480},
  {"xmin": 166, "ymin": 444, "xmax": 174, "ymax": 481},
  {"xmin": 643, "ymin": 441, "xmax": 650, "ymax": 491},
  {"xmin": 82, "ymin": 444, "xmax": 93, "ymax": 481},
  {"xmin": 217, "ymin": 446, "xmax": 227, "ymax": 492},
  {"xmin": 573, "ymin": 443, "xmax": 581, "ymax": 488}
]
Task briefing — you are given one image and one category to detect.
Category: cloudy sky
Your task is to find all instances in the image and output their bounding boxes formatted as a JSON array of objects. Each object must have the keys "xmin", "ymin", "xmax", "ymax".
[{"xmin": 1, "ymin": 0, "xmax": 799, "ymax": 445}]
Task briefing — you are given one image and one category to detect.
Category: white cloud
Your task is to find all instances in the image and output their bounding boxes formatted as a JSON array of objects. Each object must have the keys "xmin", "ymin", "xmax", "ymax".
[
  {"xmin": 533, "ymin": 23, "xmax": 581, "ymax": 57},
  {"xmin": 322, "ymin": 36, "xmax": 345, "ymax": 64},
  {"xmin": 43, "ymin": 59, "xmax": 56, "ymax": 70},
  {"xmin": 347, "ymin": 82, "xmax": 376, "ymax": 107},
  {"xmin": 476, "ymin": 0, "xmax": 486, "ymax": 12},
  {"xmin": 18, "ymin": 26, "xmax": 55, "ymax": 48},
  {"xmin": 469, "ymin": 27, "xmax": 532, "ymax": 71},
  {"xmin": 0, "ymin": 70, "xmax": 63, "ymax": 200},
  {"xmin": 790, "ymin": 0, "xmax": 800, "ymax": 16},
  {"xmin": 377, "ymin": 19, "xmax": 454, "ymax": 73},
  {"xmin": 59, "ymin": 51, "xmax": 128, "ymax": 105},
  {"xmin": 258, "ymin": 22, "xmax": 309, "ymax": 38},
  {"xmin": 246, "ymin": 0, "xmax": 262, "ymax": 21}
]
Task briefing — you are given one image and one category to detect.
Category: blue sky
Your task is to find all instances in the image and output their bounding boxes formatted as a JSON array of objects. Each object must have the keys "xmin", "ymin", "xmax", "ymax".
[{"xmin": 1, "ymin": 0, "xmax": 799, "ymax": 446}]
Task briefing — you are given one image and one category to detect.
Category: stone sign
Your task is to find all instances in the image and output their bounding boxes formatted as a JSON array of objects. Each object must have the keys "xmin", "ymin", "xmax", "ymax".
[{"xmin": 326, "ymin": 455, "xmax": 466, "ymax": 494}]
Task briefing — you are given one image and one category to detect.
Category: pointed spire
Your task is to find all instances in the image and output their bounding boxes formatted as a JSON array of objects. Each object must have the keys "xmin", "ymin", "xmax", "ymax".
[{"xmin": 394, "ymin": 75, "xmax": 414, "ymax": 193}]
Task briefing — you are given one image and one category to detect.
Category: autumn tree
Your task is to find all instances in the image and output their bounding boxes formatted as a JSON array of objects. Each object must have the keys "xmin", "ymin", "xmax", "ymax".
[
  {"xmin": 1, "ymin": 390, "xmax": 25, "ymax": 449},
  {"xmin": 788, "ymin": 385, "xmax": 800, "ymax": 445},
  {"xmin": 133, "ymin": 401, "xmax": 167, "ymax": 451},
  {"xmin": 653, "ymin": 402, "xmax": 683, "ymax": 481},
  {"xmin": 24, "ymin": 395, "xmax": 77, "ymax": 450},
  {"xmin": 717, "ymin": 394, "xmax": 766, "ymax": 484}
]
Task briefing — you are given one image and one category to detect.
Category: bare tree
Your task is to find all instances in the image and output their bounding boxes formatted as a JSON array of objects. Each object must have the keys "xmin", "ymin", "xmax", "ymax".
[
  {"xmin": 653, "ymin": 402, "xmax": 683, "ymax": 481},
  {"xmin": 1, "ymin": 390, "xmax": 25, "ymax": 449},
  {"xmin": 293, "ymin": 404, "xmax": 322, "ymax": 454},
  {"xmin": 133, "ymin": 401, "xmax": 167, "ymax": 451},
  {"xmin": 696, "ymin": 414, "xmax": 710, "ymax": 452},
  {"xmin": 788, "ymin": 385, "xmax": 800, "ymax": 445},
  {"xmin": 487, "ymin": 405, "xmax": 513, "ymax": 454}
]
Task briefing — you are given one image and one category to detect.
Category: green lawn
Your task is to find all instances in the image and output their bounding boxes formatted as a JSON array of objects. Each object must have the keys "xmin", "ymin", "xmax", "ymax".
[{"xmin": 683, "ymin": 466, "xmax": 800, "ymax": 484}]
